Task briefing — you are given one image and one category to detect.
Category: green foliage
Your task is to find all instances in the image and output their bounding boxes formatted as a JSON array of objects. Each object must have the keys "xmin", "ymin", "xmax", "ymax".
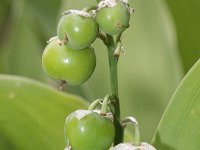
[
  {"xmin": 0, "ymin": 75, "xmax": 86, "ymax": 149},
  {"xmin": 166, "ymin": 0, "xmax": 200, "ymax": 72},
  {"xmin": 0, "ymin": 0, "xmax": 62, "ymax": 80},
  {"xmin": 153, "ymin": 59, "xmax": 200, "ymax": 149}
]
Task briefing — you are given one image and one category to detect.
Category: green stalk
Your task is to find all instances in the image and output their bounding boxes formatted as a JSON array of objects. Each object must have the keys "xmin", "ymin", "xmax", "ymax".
[
  {"xmin": 106, "ymin": 34, "xmax": 123, "ymax": 145},
  {"xmin": 100, "ymin": 95, "xmax": 110, "ymax": 115},
  {"xmin": 121, "ymin": 117, "xmax": 141, "ymax": 146},
  {"xmin": 88, "ymin": 99, "xmax": 102, "ymax": 110},
  {"xmin": 95, "ymin": 0, "xmax": 123, "ymax": 144}
]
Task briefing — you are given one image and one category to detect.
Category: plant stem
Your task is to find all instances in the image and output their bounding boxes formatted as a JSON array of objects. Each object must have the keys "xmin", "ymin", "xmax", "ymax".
[
  {"xmin": 88, "ymin": 99, "xmax": 102, "ymax": 110},
  {"xmin": 106, "ymin": 34, "xmax": 123, "ymax": 145},
  {"xmin": 100, "ymin": 95, "xmax": 110, "ymax": 115}
]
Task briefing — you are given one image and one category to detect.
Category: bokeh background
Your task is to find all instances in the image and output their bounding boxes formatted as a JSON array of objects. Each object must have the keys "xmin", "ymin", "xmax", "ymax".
[{"xmin": 0, "ymin": 0, "xmax": 200, "ymax": 149}]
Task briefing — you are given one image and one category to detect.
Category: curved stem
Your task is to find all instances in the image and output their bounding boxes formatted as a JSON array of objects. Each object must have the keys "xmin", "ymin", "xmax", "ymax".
[
  {"xmin": 121, "ymin": 117, "xmax": 141, "ymax": 146},
  {"xmin": 100, "ymin": 95, "xmax": 110, "ymax": 115},
  {"xmin": 106, "ymin": 34, "xmax": 123, "ymax": 145},
  {"xmin": 88, "ymin": 99, "xmax": 102, "ymax": 110}
]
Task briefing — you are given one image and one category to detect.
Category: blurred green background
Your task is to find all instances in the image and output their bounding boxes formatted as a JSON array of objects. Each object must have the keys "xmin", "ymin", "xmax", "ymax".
[{"xmin": 0, "ymin": 0, "xmax": 199, "ymax": 149}]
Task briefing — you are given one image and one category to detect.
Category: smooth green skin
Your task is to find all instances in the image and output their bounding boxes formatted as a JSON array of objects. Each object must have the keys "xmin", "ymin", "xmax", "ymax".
[
  {"xmin": 96, "ymin": 2, "xmax": 130, "ymax": 35},
  {"xmin": 57, "ymin": 14, "xmax": 99, "ymax": 50},
  {"xmin": 65, "ymin": 110, "xmax": 115, "ymax": 150},
  {"xmin": 42, "ymin": 37, "xmax": 96, "ymax": 86}
]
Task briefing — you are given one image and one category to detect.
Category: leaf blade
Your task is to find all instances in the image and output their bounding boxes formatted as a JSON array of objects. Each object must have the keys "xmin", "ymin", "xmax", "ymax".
[
  {"xmin": 153, "ymin": 59, "xmax": 200, "ymax": 149},
  {"xmin": 0, "ymin": 75, "xmax": 87, "ymax": 150},
  {"xmin": 166, "ymin": 0, "xmax": 200, "ymax": 72}
]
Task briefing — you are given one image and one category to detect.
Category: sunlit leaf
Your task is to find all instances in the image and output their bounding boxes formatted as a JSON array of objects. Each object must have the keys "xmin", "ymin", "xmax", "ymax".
[
  {"xmin": 153, "ymin": 59, "xmax": 200, "ymax": 149},
  {"xmin": 0, "ymin": 75, "xmax": 87, "ymax": 150},
  {"xmin": 166, "ymin": 0, "xmax": 200, "ymax": 72}
]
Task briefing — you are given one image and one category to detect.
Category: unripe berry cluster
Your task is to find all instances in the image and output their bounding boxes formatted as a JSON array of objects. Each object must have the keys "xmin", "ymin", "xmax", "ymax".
[
  {"xmin": 42, "ymin": 0, "xmax": 157, "ymax": 149},
  {"xmin": 42, "ymin": 0, "xmax": 132, "ymax": 86}
]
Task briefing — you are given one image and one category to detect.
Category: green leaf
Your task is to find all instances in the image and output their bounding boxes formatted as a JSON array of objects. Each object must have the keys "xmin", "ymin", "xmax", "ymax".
[
  {"xmin": 0, "ymin": 1, "xmax": 46, "ymax": 81},
  {"xmin": 0, "ymin": 75, "xmax": 87, "ymax": 150},
  {"xmin": 0, "ymin": 0, "xmax": 62, "ymax": 81},
  {"xmin": 166, "ymin": 0, "xmax": 200, "ymax": 72},
  {"xmin": 153, "ymin": 59, "xmax": 200, "ymax": 149},
  {"xmin": 25, "ymin": 0, "xmax": 62, "ymax": 35},
  {"xmin": 6, "ymin": 18, "xmax": 46, "ymax": 81}
]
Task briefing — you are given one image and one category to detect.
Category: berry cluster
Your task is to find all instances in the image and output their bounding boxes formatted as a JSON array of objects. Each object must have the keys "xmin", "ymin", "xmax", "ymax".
[
  {"xmin": 42, "ymin": 0, "xmax": 157, "ymax": 149},
  {"xmin": 42, "ymin": 0, "xmax": 132, "ymax": 86}
]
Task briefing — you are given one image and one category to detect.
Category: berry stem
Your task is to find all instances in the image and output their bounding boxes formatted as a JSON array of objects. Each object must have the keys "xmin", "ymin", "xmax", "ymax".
[
  {"xmin": 100, "ymin": 95, "xmax": 110, "ymax": 115},
  {"xmin": 88, "ymin": 99, "xmax": 102, "ymax": 110},
  {"xmin": 106, "ymin": 34, "xmax": 123, "ymax": 145},
  {"xmin": 98, "ymin": 32, "xmax": 108, "ymax": 45},
  {"xmin": 121, "ymin": 117, "xmax": 141, "ymax": 146},
  {"xmin": 115, "ymin": 33, "xmax": 123, "ymax": 43},
  {"xmin": 114, "ymin": 42, "xmax": 122, "ymax": 57}
]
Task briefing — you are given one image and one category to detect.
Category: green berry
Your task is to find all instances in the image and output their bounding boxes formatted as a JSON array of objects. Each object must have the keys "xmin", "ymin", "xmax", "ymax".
[
  {"xmin": 65, "ymin": 110, "xmax": 115, "ymax": 150},
  {"xmin": 42, "ymin": 37, "xmax": 96, "ymax": 86},
  {"xmin": 57, "ymin": 10, "xmax": 99, "ymax": 50},
  {"xmin": 96, "ymin": 1, "xmax": 130, "ymax": 35}
]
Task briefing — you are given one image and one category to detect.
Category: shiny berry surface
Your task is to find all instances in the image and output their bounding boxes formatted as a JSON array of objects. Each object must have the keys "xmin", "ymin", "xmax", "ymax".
[
  {"xmin": 42, "ymin": 37, "xmax": 96, "ymax": 86},
  {"xmin": 96, "ymin": 1, "xmax": 130, "ymax": 35},
  {"xmin": 65, "ymin": 110, "xmax": 115, "ymax": 150},
  {"xmin": 57, "ymin": 13, "xmax": 98, "ymax": 50}
]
